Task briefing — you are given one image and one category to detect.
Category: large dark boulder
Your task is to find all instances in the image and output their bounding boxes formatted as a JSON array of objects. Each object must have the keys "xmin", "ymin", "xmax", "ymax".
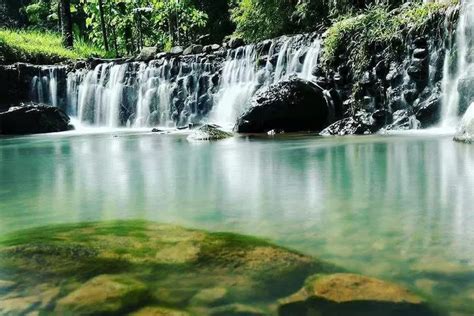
[
  {"xmin": 0, "ymin": 103, "xmax": 73, "ymax": 135},
  {"xmin": 235, "ymin": 78, "xmax": 329, "ymax": 133}
]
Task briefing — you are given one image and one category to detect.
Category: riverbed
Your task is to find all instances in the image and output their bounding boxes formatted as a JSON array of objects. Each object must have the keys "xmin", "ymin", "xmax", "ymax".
[{"xmin": 0, "ymin": 131, "xmax": 473, "ymax": 313}]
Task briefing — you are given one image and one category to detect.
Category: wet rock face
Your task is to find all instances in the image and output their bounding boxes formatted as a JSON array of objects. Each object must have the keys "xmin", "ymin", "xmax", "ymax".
[
  {"xmin": 278, "ymin": 273, "xmax": 435, "ymax": 316},
  {"xmin": 0, "ymin": 103, "xmax": 73, "ymax": 134},
  {"xmin": 318, "ymin": 19, "xmax": 450, "ymax": 135},
  {"xmin": 454, "ymin": 103, "xmax": 474, "ymax": 143},
  {"xmin": 235, "ymin": 78, "xmax": 329, "ymax": 133}
]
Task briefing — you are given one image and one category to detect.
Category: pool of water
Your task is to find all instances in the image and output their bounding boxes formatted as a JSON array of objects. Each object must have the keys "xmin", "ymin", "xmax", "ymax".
[{"xmin": 0, "ymin": 131, "xmax": 473, "ymax": 313}]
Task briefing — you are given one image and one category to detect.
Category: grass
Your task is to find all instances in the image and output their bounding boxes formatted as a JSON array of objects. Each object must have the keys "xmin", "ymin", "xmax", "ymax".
[
  {"xmin": 0, "ymin": 28, "xmax": 110, "ymax": 64},
  {"xmin": 322, "ymin": 1, "xmax": 458, "ymax": 76}
]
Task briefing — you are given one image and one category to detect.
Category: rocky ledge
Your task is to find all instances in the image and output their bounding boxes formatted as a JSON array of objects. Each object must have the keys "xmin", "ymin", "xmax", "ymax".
[
  {"xmin": 0, "ymin": 103, "xmax": 73, "ymax": 135},
  {"xmin": 0, "ymin": 221, "xmax": 436, "ymax": 315}
]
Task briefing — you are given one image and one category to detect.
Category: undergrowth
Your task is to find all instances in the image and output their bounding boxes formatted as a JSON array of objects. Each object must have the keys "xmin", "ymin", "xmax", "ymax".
[
  {"xmin": 0, "ymin": 28, "xmax": 110, "ymax": 64},
  {"xmin": 322, "ymin": 1, "xmax": 458, "ymax": 76}
]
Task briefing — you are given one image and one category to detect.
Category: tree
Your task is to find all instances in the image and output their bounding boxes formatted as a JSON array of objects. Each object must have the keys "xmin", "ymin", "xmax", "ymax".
[
  {"xmin": 60, "ymin": 0, "xmax": 74, "ymax": 47},
  {"xmin": 97, "ymin": 0, "xmax": 109, "ymax": 51}
]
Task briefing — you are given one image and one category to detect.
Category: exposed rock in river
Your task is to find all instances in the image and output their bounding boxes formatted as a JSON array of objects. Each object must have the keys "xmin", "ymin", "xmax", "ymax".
[
  {"xmin": 0, "ymin": 221, "xmax": 433, "ymax": 315},
  {"xmin": 0, "ymin": 103, "xmax": 73, "ymax": 134},
  {"xmin": 187, "ymin": 124, "xmax": 233, "ymax": 141},
  {"xmin": 235, "ymin": 78, "xmax": 329, "ymax": 133}
]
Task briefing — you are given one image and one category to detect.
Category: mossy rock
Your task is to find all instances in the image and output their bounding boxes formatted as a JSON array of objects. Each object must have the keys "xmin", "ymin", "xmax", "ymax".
[
  {"xmin": 55, "ymin": 274, "xmax": 148, "ymax": 315},
  {"xmin": 278, "ymin": 273, "xmax": 436, "ymax": 316},
  {"xmin": 0, "ymin": 221, "xmax": 337, "ymax": 315}
]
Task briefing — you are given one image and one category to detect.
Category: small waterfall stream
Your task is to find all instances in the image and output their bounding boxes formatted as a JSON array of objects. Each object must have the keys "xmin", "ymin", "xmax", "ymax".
[
  {"xmin": 31, "ymin": 34, "xmax": 322, "ymax": 128},
  {"xmin": 441, "ymin": 0, "xmax": 474, "ymax": 128}
]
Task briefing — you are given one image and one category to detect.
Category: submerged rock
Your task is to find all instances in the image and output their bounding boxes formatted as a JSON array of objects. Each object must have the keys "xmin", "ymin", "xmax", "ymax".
[
  {"xmin": 209, "ymin": 303, "xmax": 266, "ymax": 316},
  {"xmin": 454, "ymin": 103, "xmax": 474, "ymax": 143},
  {"xmin": 187, "ymin": 124, "xmax": 233, "ymax": 141},
  {"xmin": 235, "ymin": 78, "xmax": 329, "ymax": 133},
  {"xmin": 56, "ymin": 274, "xmax": 148, "ymax": 314},
  {"xmin": 131, "ymin": 306, "xmax": 190, "ymax": 316},
  {"xmin": 0, "ymin": 221, "xmax": 333, "ymax": 315},
  {"xmin": 278, "ymin": 273, "xmax": 435, "ymax": 316},
  {"xmin": 0, "ymin": 103, "xmax": 73, "ymax": 135}
]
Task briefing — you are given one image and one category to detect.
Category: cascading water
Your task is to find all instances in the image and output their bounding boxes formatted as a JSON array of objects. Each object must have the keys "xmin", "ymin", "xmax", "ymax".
[
  {"xmin": 441, "ymin": 0, "xmax": 474, "ymax": 128},
  {"xmin": 211, "ymin": 35, "xmax": 322, "ymax": 125},
  {"xmin": 31, "ymin": 34, "xmax": 322, "ymax": 128}
]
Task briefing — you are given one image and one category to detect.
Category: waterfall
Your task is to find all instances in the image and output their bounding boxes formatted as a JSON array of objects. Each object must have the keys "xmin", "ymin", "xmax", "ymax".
[
  {"xmin": 30, "ymin": 34, "xmax": 322, "ymax": 128},
  {"xmin": 211, "ymin": 36, "xmax": 322, "ymax": 125},
  {"xmin": 440, "ymin": 0, "xmax": 474, "ymax": 128}
]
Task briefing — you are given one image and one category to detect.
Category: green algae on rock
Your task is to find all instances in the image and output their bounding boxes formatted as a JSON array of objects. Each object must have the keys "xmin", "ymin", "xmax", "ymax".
[
  {"xmin": 0, "ymin": 221, "xmax": 333, "ymax": 315},
  {"xmin": 0, "ymin": 221, "xmax": 435, "ymax": 315}
]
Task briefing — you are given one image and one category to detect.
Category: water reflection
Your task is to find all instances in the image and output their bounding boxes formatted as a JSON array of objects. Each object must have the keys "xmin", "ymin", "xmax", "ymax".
[{"xmin": 0, "ymin": 133, "xmax": 473, "ymax": 312}]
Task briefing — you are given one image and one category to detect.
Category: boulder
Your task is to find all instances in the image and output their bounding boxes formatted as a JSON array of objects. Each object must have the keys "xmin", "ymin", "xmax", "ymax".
[
  {"xmin": 320, "ymin": 110, "xmax": 382, "ymax": 136},
  {"xmin": 229, "ymin": 37, "xmax": 245, "ymax": 49},
  {"xmin": 0, "ymin": 103, "xmax": 73, "ymax": 135},
  {"xmin": 55, "ymin": 274, "xmax": 148, "ymax": 315},
  {"xmin": 235, "ymin": 78, "xmax": 329, "ymax": 133},
  {"xmin": 170, "ymin": 46, "xmax": 184, "ymax": 55},
  {"xmin": 184, "ymin": 45, "xmax": 203, "ymax": 55},
  {"xmin": 415, "ymin": 91, "xmax": 441, "ymax": 127},
  {"xmin": 137, "ymin": 47, "xmax": 158, "ymax": 61},
  {"xmin": 278, "ymin": 273, "xmax": 435, "ymax": 316},
  {"xmin": 187, "ymin": 124, "xmax": 233, "ymax": 141},
  {"xmin": 454, "ymin": 103, "xmax": 474, "ymax": 143}
]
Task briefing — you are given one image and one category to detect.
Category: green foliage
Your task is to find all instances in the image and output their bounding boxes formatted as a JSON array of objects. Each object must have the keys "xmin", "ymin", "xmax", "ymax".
[
  {"xmin": 322, "ymin": 2, "xmax": 454, "ymax": 76},
  {"xmin": 0, "ymin": 28, "xmax": 108, "ymax": 64},
  {"xmin": 231, "ymin": 0, "xmax": 295, "ymax": 42}
]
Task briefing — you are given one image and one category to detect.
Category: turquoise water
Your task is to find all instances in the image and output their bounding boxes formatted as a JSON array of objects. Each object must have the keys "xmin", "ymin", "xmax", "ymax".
[{"xmin": 0, "ymin": 131, "xmax": 473, "ymax": 313}]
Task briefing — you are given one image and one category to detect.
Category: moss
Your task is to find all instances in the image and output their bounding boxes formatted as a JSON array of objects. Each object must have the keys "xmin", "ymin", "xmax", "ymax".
[
  {"xmin": 322, "ymin": 1, "xmax": 458, "ymax": 77},
  {"xmin": 0, "ymin": 221, "xmax": 344, "ymax": 315},
  {"xmin": 0, "ymin": 28, "xmax": 110, "ymax": 64}
]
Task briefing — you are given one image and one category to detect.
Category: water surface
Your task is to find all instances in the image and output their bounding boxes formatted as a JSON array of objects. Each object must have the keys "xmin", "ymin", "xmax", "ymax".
[{"xmin": 0, "ymin": 131, "xmax": 473, "ymax": 313}]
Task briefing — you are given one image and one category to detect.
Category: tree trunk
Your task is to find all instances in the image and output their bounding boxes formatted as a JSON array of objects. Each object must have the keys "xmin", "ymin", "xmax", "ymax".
[
  {"xmin": 60, "ymin": 0, "xmax": 73, "ymax": 48},
  {"xmin": 98, "ymin": 0, "xmax": 109, "ymax": 51}
]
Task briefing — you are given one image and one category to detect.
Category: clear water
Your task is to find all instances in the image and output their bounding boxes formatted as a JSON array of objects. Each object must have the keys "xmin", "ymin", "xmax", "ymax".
[{"xmin": 0, "ymin": 132, "xmax": 473, "ymax": 313}]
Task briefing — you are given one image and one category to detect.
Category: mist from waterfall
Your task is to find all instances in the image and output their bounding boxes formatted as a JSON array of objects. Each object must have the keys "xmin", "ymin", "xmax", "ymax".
[{"xmin": 31, "ymin": 34, "xmax": 321, "ymax": 128}]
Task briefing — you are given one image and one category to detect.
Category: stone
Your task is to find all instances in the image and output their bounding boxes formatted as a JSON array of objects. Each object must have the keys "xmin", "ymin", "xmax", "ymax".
[
  {"xmin": 0, "ymin": 103, "xmax": 73, "ymax": 135},
  {"xmin": 191, "ymin": 287, "xmax": 228, "ymax": 306},
  {"xmin": 55, "ymin": 274, "xmax": 148, "ymax": 314},
  {"xmin": 155, "ymin": 52, "xmax": 169, "ymax": 60},
  {"xmin": 229, "ymin": 37, "xmax": 245, "ymax": 49},
  {"xmin": 137, "ymin": 47, "xmax": 158, "ymax": 61},
  {"xmin": 0, "ymin": 295, "xmax": 40, "ymax": 315},
  {"xmin": 131, "ymin": 306, "xmax": 190, "ymax": 316},
  {"xmin": 209, "ymin": 304, "xmax": 266, "ymax": 316},
  {"xmin": 278, "ymin": 273, "xmax": 435, "ymax": 316},
  {"xmin": 415, "ymin": 91, "xmax": 441, "ymax": 127},
  {"xmin": 187, "ymin": 124, "xmax": 233, "ymax": 141},
  {"xmin": 320, "ymin": 111, "xmax": 380, "ymax": 136},
  {"xmin": 184, "ymin": 45, "xmax": 203, "ymax": 55},
  {"xmin": 235, "ymin": 78, "xmax": 329, "ymax": 133},
  {"xmin": 0, "ymin": 280, "xmax": 16, "ymax": 291},
  {"xmin": 454, "ymin": 103, "xmax": 474, "ymax": 143},
  {"xmin": 170, "ymin": 46, "xmax": 184, "ymax": 55},
  {"xmin": 385, "ymin": 110, "xmax": 420, "ymax": 131},
  {"xmin": 413, "ymin": 48, "xmax": 428, "ymax": 59}
]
